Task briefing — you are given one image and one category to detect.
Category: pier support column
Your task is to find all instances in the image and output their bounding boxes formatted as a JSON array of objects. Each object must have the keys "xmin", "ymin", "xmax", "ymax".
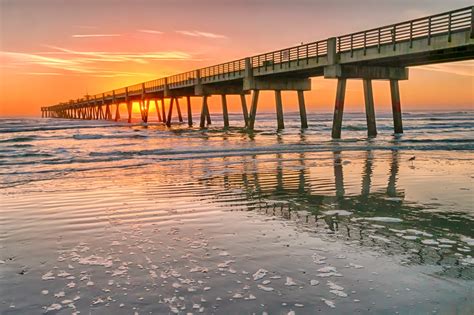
[
  {"xmin": 200, "ymin": 95, "xmax": 209, "ymax": 128},
  {"xmin": 363, "ymin": 79, "xmax": 377, "ymax": 137},
  {"xmin": 390, "ymin": 79, "xmax": 403, "ymax": 134},
  {"xmin": 186, "ymin": 96, "xmax": 193, "ymax": 127},
  {"xmin": 141, "ymin": 99, "xmax": 149, "ymax": 123},
  {"xmin": 331, "ymin": 79, "xmax": 347, "ymax": 139},
  {"xmin": 275, "ymin": 90, "xmax": 284, "ymax": 130},
  {"xmin": 155, "ymin": 99, "xmax": 162, "ymax": 122},
  {"xmin": 221, "ymin": 94, "xmax": 229, "ymax": 128},
  {"xmin": 166, "ymin": 98, "xmax": 175, "ymax": 127},
  {"xmin": 248, "ymin": 90, "xmax": 259, "ymax": 131},
  {"xmin": 240, "ymin": 94, "xmax": 249, "ymax": 127},
  {"xmin": 297, "ymin": 90, "xmax": 308, "ymax": 129},
  {"xmin": 176, "ymin": 98, "xmax": 183, "ymax": 123},
  {"xmin": 127, "ymin": 102, "xmax": 133, "ymax": 123},
  {"xmin": 161, "ymin": 98, "xmax": 166, "ymax": 124},
  {"xmin": 105, "ymin": 104, "xmax": 111, "ymax": 120},
  {"xmin": 115, "ymin": 103, "xmax": 121, "ymax": 121}
]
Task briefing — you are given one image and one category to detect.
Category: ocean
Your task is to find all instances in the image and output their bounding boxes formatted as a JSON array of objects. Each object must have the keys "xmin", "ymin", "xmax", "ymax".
[{"xmin": 0, "ymin": 111, "xmax": 473, "ymax": 314}]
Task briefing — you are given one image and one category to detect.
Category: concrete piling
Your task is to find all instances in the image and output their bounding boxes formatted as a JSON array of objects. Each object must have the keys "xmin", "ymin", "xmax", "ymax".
[
  {"xmin": 200, "ymin": 96, "xmax": 209, "ymax": 128},
  {"xmin": 248, "ymin": 90, "xmax": 260, "ymax": 131},
  {"xmin": 390, "ymin": 79, "xmax": 403, "ymax": 134},
  {"xmin": 240, "ymin": 94, "xmax": 249, "ymax": 127},
  {"xmin": 221, "ymin": 94, "xmax": 229, "ymax": 128},
  {"xmin": 331, "ymin": 79, "xmax": 347, "ymax": 139},
  {"xmin": 297, "ymin": 90, "xmax": 308, "ymax": 129},
  {"xmin": 166, "ymin": 98, "xmax": 175, "ymax": 127},
  {"xmin": 275, "ymin": 90, "xmax": 284, "ymax": 130},
  {"xmin": 186, "ymin": 96, "xmax": 193, "ymax": 127},
  {"xmin": 363, "ymin": 79, "xmax": 377, "ymax": 137}
]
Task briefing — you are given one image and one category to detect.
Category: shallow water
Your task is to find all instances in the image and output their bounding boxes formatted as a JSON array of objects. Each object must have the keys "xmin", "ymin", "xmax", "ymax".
[{"xmin": 0, "ymin": 112, "xmax": 473, "ymax": 314}]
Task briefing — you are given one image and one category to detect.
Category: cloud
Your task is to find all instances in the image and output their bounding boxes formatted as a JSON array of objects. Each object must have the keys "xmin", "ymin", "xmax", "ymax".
[
  {"xmin": 0, "ymin": 47, "xmax": 195, "ymax": 76},
  {"xmin": 72, "ymin": 34, "xmax": 121, "ymax": 38},
  {"xmin": 176, "ymin": 30, "xmax": 227, "ymax": 39},
  {"xmin": 21, "ymin": 72, "xmax": 63, "ymax": 76},
  {"xmin": 416, "ymin": 62, "xmax": 474, "ymax": 77},
  {"xmin": 138, "ymin": 29, "xmax": 164, "ymax": 35}
]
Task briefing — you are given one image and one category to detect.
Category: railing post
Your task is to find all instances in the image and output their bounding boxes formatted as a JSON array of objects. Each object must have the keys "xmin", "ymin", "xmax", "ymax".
[
  {"xmin": 244, "ymin": 58, "xmax": 252, "ymax": 78},
  {"xmin": 350, "ymin": 34, "xmax": 353, "ymax": 57},
  {"xmin": 363, "ymin": 32, "xmax": 367, "ymax": 56},
  {"xmin": 392, "ymin": 25, "xmax": 396, "ymax": 51},
  {"xmin": 428, "ymin": 17, "xmax": 432, "ymax": 45},
  {"xmin": 258, "ymin": 55, "xmax": 260, "ymax": 73},
  {"xmin": 306, "ymin": 44, "xmax": 309, "ymax": 64},
  {"xmin": 378, "ymin": 28, "xmax": 381, "ymax": 53},
  {"xmin": 448, "ymin": 12, "xmax": 452, "ymax": 42},
  {"xmin": 316, "ymin": 42, "xmax": 319, "ymax": 63},
  {"xmin": 327, "ymin": 37, "xmax": 337, "ymax": 65},
  {"xmin": 409, "ymin": 21, "xmax": 413, "ymax": 48},
  {"xmin": 470, "ymin": 6, "xmax": 474, "ymax": 39},
  {"xmin": 296, "ymin": 46, "xmax": 300, "ymax": 66}
]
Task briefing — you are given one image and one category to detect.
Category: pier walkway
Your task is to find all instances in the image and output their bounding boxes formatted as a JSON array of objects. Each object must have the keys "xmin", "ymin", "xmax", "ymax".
[{"xmin": 42, "ymin": 6, "xmax": 474, "ymax": 138}]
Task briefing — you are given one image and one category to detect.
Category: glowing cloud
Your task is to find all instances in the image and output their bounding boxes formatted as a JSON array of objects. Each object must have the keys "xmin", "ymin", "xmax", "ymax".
[
  {"xmin": 138, "ymin": 29, "xmax": 164, "ymax": 35},
  {"xmin": 72, "ymin": 34, "xmax": 121, "ymax": 38},
  {"xmin": 176, "ymin": 30, "xmax": 227, "ymax": 39}
]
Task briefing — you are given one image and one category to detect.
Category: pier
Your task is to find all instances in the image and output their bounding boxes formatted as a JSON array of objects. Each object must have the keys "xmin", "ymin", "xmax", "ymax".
[{"xmin": 42, "ymin": 6, "xmax": 474, "ymax": 138}]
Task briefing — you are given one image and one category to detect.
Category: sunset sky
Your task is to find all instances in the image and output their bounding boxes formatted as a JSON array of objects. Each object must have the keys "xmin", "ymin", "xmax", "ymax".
[{"xmin": 0, "ymin": 0, "xmax": 473, "ymax": 116}]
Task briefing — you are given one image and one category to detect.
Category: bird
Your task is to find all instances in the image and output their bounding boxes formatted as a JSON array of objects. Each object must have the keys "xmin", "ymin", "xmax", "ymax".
[{"xmin": 408, "ymin": 156, "xmax": 416, "ymax": 161}]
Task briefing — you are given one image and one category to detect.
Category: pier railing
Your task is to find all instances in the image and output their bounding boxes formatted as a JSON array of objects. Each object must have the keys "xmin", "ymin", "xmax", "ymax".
[
  {"xmin": 337, "ymin": 6, "xmax": 472, "ymax": 55},
  {"xmin": 49, "ymin": 6, "xmax": 473, "ymax": 107}
]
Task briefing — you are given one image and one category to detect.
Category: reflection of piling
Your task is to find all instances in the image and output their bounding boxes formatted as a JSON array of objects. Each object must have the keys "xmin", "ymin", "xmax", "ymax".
[
  {"xmin": 333, "ymin": 152, "xmax": 345, "ymax": 198},
  {"xmin": 387, "ymin": 150, "xmax": 400, "ymax": 197}
]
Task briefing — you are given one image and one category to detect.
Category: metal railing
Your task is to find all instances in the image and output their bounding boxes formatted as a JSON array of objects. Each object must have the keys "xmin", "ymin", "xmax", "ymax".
[
  {"xmin": 200, "ymin": 58, "xmax": 246, "ymax": 83},
  {"xmin": 46, "ymin": 6, "xmax": 473, "ymax": 110},
  {"xmin": 251, "ymin": 39, "xmax": 328, "ymax": 73},
  {"xmin": 337, "ymin": 6, "xmax": 472, "ymax": 55}
]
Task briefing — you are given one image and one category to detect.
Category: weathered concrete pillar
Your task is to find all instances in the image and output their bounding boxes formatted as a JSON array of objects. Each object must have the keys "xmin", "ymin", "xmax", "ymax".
[
  {"xmin": 206, "ymin": 104, "xmax": 212, "ymax": 125},
  {"xmin": 166, "ymin": 98, "xmax": 175, "ymax": 127},
  {"xmin": 127, "ymin": 102, "xmax": 133, "ymax": 123},
  {"xmin": 248, "ymin": 90, "xmax": 259, "ymax": 130},
  {"xmin": 275, "ymin": 90, "xmax": 284, "ymax": 130},
  {"xmin": 240, "ymin": 94, "xmax": 249, "ymax": 127},
  {"xmin": 176, "ymin": 98, "xmax": 183, "ymax": 122},
  {"xmin": 390, "ymin": 79, "xmax": 403, "ymax": 134},
  {"xmin": 155, "ymin": 99, "xmax": 162, "ymax": 122},
  {"xmin": 363, "ymin": 79, "xmax": 377, "ymax": 137},
  {"xmin": 297, "ymin": 90, "xmax": 308, "ymax": 129},
  {"xmin": 331, "ymin": 78, "xmax": 347, "ymax": 139},
  {"xmin": 161, "ymin": 98, "xmax": 166, "ymax": 124},
  {"xmin": 221, "ymin": 94, "xmax": 229, "ymax": 128},
  {"xmin": 327, "ymin": 37, "xmax": 338, "ymax": 65},
  {"xmin": 142, "ymin": 99, "xmax": 150, "ymax": 123},
  {"xmin": 200, "ymin": 95, "xmax": 209, "ymax": 128},
  {"xmin": 186, "ymin": 96, "xmax": 193, "ymax": 127}
]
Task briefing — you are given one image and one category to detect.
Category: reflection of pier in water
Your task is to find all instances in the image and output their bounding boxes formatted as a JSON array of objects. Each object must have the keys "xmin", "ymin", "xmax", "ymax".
[{"xmin": 200, "ymin": 151, "xmax": 473, "ymax": 279}]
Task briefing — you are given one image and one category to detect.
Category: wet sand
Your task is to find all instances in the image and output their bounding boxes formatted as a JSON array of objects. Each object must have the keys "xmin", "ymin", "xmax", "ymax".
[{"xmin": 1, "ymin": 150, "xmax": 473, "ymax": 314}]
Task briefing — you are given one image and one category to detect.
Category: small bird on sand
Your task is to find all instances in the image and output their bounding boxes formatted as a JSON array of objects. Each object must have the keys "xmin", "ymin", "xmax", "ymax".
[{"xmin": 408, "ymin": 156, "xmax": 416, "ymax": 161}]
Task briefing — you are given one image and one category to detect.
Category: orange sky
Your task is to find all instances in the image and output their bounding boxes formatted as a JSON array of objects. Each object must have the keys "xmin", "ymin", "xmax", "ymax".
[{"xmin": 0, "ymin": 0, "xmax": 473, "ymax": 116}]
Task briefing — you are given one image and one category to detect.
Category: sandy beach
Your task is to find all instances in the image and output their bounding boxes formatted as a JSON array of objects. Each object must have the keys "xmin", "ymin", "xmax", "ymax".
[{"xmin": 0, "ymin": 113, "xmax": 473, "ymax": 314}]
